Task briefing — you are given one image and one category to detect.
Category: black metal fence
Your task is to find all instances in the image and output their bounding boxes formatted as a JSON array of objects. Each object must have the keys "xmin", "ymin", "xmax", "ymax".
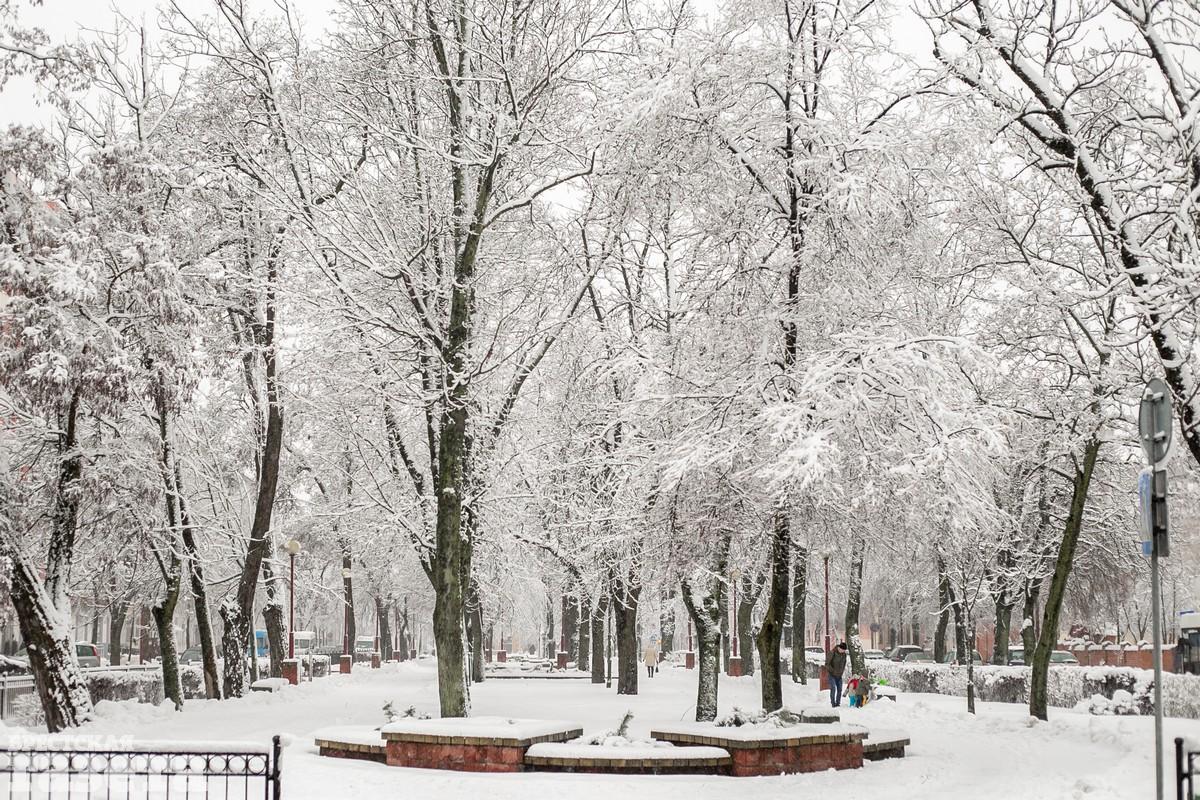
[
  {"xmin": 0, "ymin": 735, "xmax": 281, "ymax": 799},
  {"xmin": 1179, "ymin": 737, "xmax": 1197, "ymax": 800}
]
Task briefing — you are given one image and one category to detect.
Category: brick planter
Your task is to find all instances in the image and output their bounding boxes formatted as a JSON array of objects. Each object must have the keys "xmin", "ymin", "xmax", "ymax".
[
  {"xmin": 650, "ymin": 723, "xmax": 866, "ymax": 777},
  {"xmin": 282, "ymin": 659, "xmax": 299, "ymax": 686},
  {"xmin": 381, "ymin": 717, "xmax": 583, "ymax": 773},
  {"xmin": 727, "ymin": 656, "xmax": 743, "ymax": 677},
  {"xmin": 685, "ymin": 651, "xmax": 695, "ymax": 669},
  {"xmin": 340, "ymin": 654, "xmax": 353, "ymax": 674}
]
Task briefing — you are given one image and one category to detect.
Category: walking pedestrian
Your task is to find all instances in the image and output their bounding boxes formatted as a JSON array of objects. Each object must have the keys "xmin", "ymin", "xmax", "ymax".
[
  {"xmin": 643, "ymin": 641, "xmax": 659, "ymax": 677},
  {"xmin": 825, "ymin": 642, "xmax": 848, "ymax": 707}
]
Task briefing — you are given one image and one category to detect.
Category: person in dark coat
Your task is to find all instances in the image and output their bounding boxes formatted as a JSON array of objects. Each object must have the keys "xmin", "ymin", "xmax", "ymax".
[{"xmin": 825, "ymin": 642, "xmax": 849, "ymax": 707}]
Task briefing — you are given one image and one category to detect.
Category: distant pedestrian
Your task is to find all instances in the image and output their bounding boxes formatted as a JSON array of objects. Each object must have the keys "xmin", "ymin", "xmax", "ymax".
[
  {"xmin": 643, "ymin": 642, "xmax": 659, "ymax": 677},
  {"xmin": 825, "ymin": 642, "xmax": 848, "ymax": 707}
]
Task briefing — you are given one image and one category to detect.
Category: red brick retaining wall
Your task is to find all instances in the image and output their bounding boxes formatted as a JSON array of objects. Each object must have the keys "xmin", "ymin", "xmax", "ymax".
[
  {"xmin": 727, "ymin": 740, "xmax": 862, "ymax": 776},
  {"xmin": 385, "ymin": 740, "xmax": 526, "ymax": 772}
]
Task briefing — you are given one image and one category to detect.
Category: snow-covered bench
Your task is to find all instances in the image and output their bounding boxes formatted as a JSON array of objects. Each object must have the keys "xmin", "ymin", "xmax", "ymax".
[
  {"xmin": 874, "ymin": 685, "xmax": 900, "ymax": 701},
  {"xmin": 862, "ymin": 729, "xmax": 909, "ymax": 761}
]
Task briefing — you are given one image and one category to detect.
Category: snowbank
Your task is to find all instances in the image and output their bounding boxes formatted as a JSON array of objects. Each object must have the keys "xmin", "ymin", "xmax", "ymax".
[{"xmin": 868, "ymin": 662, "xmax": 1200, "ymax": 718}]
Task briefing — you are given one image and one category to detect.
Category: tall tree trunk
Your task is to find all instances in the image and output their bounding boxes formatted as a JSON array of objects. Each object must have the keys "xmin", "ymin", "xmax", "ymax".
[
  {"xmin": 377, "ymin": 596, "xmax": 394, "ymax": 661},
  {"xmin": 682, "ymin": 582, "xmax": 724, "ymax": 721},
  {"xmin": 577, "ymin": 593, "xmax": 590, "ymax": 672},
  {"xmin": 843, "ymin": 536, "xmax": 866, "ymax": 677},
  {"xmin": 993, "ymin": 589, "xmax": 1013, "ymax": 665},
  {"xmin": 1030, "ymin": 436, "xmax": 1102, "ymax": 720},
  {"xmin": 719, "ymin": 589, "xmax": 729, "ymax": 674},
  {"xmin": 660, "ymin": 591, "xmax": 676, "ymax": 655},
  {"xmin": 467, "ymin": 580, "xmax": 484, "ymax": 683},
  {"xmin": 224, "ymin": 263, "xmax": 285, "ymax": 697},
  {"xmin": 564, "ymin": 593, "xmax": 579, "ymax": 662},
  {"xmin": 1022, "ymin": 577, "xmax": 1042, "ymax": 656},
  {"xmin": 152, "ymin": 371, "xmax": 187, "ymax": 708},
  {"xmin": 737, "ymin": 575, "xmax": 756, "ymax": 676},
  {"xmin": 0, "ymin": 394, "xmax": 94, "ymax": 731},
  {"xmin": 755, "ymin": 510, "xmax": 790, "ymax": 711},
  {"xmin": 108, "ymin": 598, "xmax": 128, "ymax": 667},
  {"xmin": 5, "ymin": 549, "xmax": 94, "ymax": 731},
  {"xmin": 613, "ymin": 575, "xmax": 640, "ymax": 695},
  {"xmin": 934, "ymin": 553, "xmax": 951, "ymax": 662},
  {"xmin": 1023, "ymin": 461, "xmax": 1052, "ymax": 660},
  {"xmin": 175, "ymin": 462, "xmax": 220, "ymax": 699},
  {"xmin": 263, "ymin": 560, "xmax": 286, "ymax": 679},
  {"xmin": 590, "ymin": 594, "xmax": 607, "ymax": 683},
  {"xmin": 791, "ymin": 543, "xmax": 807, "ymax": 684},
  {"xmin": 949, "ymin": 581, "xmax": 968, "ymax": 663},
  {"xmin": 151, "ymin": 579, "xmax": 183, "ymax": 711}
]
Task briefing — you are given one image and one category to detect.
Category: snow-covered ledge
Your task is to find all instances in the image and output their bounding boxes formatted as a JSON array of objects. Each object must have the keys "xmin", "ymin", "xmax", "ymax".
[{"xmin": 524, "ymin": 741, "xmax": 732, "ymax": 774}]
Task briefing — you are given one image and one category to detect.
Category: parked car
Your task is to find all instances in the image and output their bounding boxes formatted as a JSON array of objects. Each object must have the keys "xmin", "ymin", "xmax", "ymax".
[
  {"xmin": 179, "ymin": 647, "xmax": 204, "ymax": 665},
  {"xmin": 15, "ymin": 643, "xmax": 102, "ymax": 668},
  {"xmin": 1008, "ymin": 647, "xmax": 1025, "ymax": 665},
  {"xmin": 940, "ymin": 649, "xmax": 984, "ymax": 664},
  {"xmin": 901, "ymin": 650, "xmax": 935, "ymax": 663},
  {"xmin": 1050, "ymin": 650, "xmax": 1079, "ymax": 665},
  {"xmin": 888, "ymin": 645, "xmax": 924, "ymax": 662},
  {"xmin": 863, "ymin": 649, "xmax": 887, "ymax": 661},
  {"xmin": 75, "ymin": 643, "xmax": 102, "ymax": 667},
  {"xmin": 0, "ymin": 654, "xmax": 29, "ymax": 675}
]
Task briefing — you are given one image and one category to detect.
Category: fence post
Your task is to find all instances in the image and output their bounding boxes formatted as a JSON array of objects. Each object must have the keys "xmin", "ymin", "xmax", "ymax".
[
  {"xmin": 1176, "ymin": 737, "xmax": 1185, "ymax": 800},
  {"xmin": 271, "ymin": 734, "xmax": 283, "ymax": 799}
]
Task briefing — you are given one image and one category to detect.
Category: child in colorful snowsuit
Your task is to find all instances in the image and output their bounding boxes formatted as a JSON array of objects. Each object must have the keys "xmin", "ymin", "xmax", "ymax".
[{"xmin": 847, "ymin": 674, "xmax": 869, "ymax": 707}]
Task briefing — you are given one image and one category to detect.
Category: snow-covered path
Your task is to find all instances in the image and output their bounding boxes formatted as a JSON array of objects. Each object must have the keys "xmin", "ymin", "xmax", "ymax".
[{"xmin": 9, "ymin": 660, "xmax": 1195, "ymax": 799}]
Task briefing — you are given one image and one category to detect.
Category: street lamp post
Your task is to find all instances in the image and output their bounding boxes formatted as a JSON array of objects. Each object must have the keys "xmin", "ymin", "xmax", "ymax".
[
  {"xmin": 285, "ymin": 539, "xmax": 302, "ymax": 659},
  {"xmin": 823, "ymin": 553, "xmax": 832, "ymax": 653},
  {"xmin": 729, "ymin": 568, "xmax": 743, "ymax": 677}
]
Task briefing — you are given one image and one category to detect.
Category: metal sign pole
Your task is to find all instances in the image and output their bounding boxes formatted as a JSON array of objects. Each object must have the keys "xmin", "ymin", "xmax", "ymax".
[
  {"xmin": 1139, "ymin": 377, "xmax": 1173, "ymax": 800},
  {"xmin": 1152, "ymin": 540, "xmax": 1164, "ymax": 800}
]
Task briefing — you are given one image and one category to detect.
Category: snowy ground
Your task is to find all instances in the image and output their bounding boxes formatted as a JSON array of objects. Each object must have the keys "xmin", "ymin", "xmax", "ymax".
[{"xmin": 5, "ymin": 659, "xmax": 1197, "ymax": 799}]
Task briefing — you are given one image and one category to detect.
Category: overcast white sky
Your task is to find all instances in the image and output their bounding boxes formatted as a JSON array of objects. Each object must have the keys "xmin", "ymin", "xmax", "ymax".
[
  {"xmin": 1, "ymin": 0, "xmax": 932, "ymax": 126},
  {"xmin": 1, "ymin": 0, "xmax": 337, "ymax": 125}
]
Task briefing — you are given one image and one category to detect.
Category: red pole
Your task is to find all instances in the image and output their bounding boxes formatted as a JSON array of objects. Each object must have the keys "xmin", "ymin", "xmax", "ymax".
[
  {"xmin": 288, "ymin": 553, "xmax": 296, "ymax": 660},
  {"xmin": 824, "ymin": 556, "xmax": 832, "ymax": 654},
  {"xmin": 687, "ymin": 619, "xmax": 693, "ymax": 651}
]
